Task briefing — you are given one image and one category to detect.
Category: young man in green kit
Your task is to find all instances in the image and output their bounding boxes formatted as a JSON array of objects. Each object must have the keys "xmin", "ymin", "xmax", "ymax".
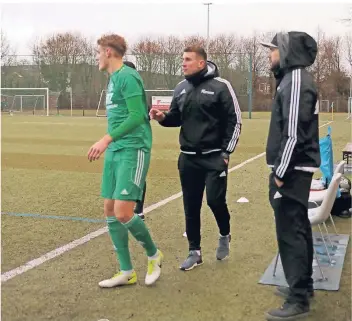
[
  {"xmin": 87, "ymin": 34, "xmax": 162, "ymax": 288},
  {"xmin": 124, "ymin": 60, "xmax": 147, "ymax": 221}
]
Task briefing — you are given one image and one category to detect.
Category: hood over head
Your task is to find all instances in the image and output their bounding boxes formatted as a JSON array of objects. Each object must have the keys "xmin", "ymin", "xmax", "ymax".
[{"xmin": 261, "ymin": 31, "xmax": 317, "ymax": 69}]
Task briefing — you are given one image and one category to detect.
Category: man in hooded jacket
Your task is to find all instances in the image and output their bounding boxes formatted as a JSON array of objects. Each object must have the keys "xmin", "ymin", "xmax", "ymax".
[
  {"xmin": 261, "ymin": 32, "xmax": 320, "ymax": 320},
  {"xmin": 150, "ymin": 46, "xmax": 242, "ymax": 271}
]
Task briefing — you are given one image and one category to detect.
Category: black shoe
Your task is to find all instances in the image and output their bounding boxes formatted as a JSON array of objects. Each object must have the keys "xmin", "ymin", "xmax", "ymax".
[
  {"xmin": 265, "ymin": 302, "xmax": 309, "ymax": 320},
  {"xmin": 136, "ymin": 213, "xmax": 145, "ymax": 221},
  {"xmin": 275, "ymin": 286, "xmax": 314, "ymax": 300}
]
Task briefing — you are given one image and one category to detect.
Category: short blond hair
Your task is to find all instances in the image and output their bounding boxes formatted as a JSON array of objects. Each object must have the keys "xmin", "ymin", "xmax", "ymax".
[
  {"xmin": 184, "ymin": 46, "xmax": 207, "ymax": 60},
  {"xmin": 97, "ymin": 34, "xmax": 127, "ymax": 57}
]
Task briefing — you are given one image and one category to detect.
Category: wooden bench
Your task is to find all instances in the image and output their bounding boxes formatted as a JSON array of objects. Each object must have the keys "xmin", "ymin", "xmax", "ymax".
[{"xmin": 342, "ymin": 142, "xmax": 352, "ymax": 165}]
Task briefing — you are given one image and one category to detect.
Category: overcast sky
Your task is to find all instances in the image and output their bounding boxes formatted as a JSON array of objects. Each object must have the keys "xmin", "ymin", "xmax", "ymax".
[{"xmin": 1, "ymin": 1, "xmax": 351, "ymax": 56}]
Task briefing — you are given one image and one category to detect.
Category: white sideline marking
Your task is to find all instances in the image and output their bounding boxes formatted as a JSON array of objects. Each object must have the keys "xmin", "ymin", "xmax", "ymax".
[
  {"xmin": 14, "ymin": 121, "xmax": 106, "ymax": 126},
  {"xmin": 323, "ymin": 121, "xmax": 333, "ymax": 127},
  {"xmin": 229, "ymin": 152, "xmax": 265, "ymax": 173},
  {"xmin": 1, "ymin": 154, "xmax": 260, "ymax": 283},
  {"xmin": 1, "ymin": 120, "xmax": 333, "ymax": 283}
]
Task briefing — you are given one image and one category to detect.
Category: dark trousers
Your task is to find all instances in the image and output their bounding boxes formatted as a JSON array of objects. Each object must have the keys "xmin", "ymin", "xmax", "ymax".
[
  {"xmin": 178, "ymin": 152, "xmax": 230, "ymax": 251},
  {"xmin": 269, "ymin": 171, "xmax": 314, "ymax": 306},
  {"xmin": 134, "ymin": 182, "xmax": 147, "ymax": 214}
]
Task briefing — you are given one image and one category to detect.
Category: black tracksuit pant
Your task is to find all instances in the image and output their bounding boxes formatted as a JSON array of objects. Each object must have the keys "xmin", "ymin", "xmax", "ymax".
[
  {"xmin": 178, "ymin": 151, "xmax": 230, "ymax": 251},
  {"xmin": 134, "ymin": 183, "xmax": 146, "ymax": 214},
  {"xmin": 269, "ymin": 171, "xmax": 314, "ymax": 306}
]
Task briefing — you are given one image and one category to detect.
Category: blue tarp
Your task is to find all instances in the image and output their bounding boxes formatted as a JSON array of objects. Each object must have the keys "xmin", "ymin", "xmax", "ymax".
[
  {"xmin": 319, "ymin": 126, "xmax": 334, "ymax": 186},
  {"xmin": 319, "ymin": 126, "xmax": 341, "ymax": 197}
]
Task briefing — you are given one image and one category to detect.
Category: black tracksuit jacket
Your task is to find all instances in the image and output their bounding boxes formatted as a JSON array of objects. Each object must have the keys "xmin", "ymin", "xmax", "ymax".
[
  {"xmin": 159, "ymin": 61, "xmax": 242, "ymax": 156},
  {"xmin": 266, "ymin": 32, "xmax": 321, "ymax": 181}
]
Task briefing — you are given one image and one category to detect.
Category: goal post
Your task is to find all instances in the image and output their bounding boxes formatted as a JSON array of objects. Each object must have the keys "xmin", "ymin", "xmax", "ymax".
[
  {"xmin": 95, "ymin": 89, "xmax": 174, "ymax": 117},
  {"xmin": 320, "ymin": 100, "xmax": 330, "ymax": 112},
  {"xmin": 96, "ymin": 89, "xmax": 106, "ymax": 117},
  {"xmin": 1, "ymin": 88, "xmax": 49, "ymax": 116},
  {"xmin": 318, "ymin": 99, "xmax": 334, "ymax": 121},
  {"xmin": 347, "ymin": 97, "xmax": 352, "ymax": 120}
]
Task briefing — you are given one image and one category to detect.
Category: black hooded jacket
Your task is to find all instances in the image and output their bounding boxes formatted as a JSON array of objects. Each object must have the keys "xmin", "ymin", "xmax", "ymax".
[
  {"xmin": 160, "ymin": 61, "xmax": 242, "ymax": 155},
  {"xmin": 266, "ymin": 31, "xmax": 320, "ymax": 181}
]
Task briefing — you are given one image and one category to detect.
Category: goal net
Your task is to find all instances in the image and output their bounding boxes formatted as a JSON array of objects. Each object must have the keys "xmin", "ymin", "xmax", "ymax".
[
  {"xmin": 1, "ymin": 88, "xmax": 49, "ymax": 116},
  {"xmin": 96, "ymin": 89, "xmax": 174, "ymax": 117},
  {"xmin": 320, "ymin": 100, "xmax": 330, "ymax": 113}
]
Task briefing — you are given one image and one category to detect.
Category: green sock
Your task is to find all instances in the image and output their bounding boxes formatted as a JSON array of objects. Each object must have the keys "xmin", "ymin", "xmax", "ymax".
[
  {"xmin": 124, "ymin": 214, "xmax": 157, "ymax": 257},
  {"xmin": 106, "ymin": 216, "xmax": 133, "ymax": 271}
]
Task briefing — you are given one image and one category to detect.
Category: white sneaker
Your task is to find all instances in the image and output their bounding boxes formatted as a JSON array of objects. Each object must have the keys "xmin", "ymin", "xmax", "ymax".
[
  {"xmin": 145, "ymin": 250, "xmax": 163, "ymax": 285},
  {"xmin": 98, "ymin": 271, "xmax": 137, "ymax": 288}
]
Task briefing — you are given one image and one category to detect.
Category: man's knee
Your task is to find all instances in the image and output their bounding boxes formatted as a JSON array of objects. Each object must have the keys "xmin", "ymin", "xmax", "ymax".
[
  {"xmin": 207, "ymin": 196, "xmax": 226, "ymax": 210},
  {"xmin": 114, "ymin": 200, "xmax": 136, "ymax": 223}
]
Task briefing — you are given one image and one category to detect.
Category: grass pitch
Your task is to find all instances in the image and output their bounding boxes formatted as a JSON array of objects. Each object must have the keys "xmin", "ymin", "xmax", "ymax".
[{"xmin": 1, "ymin": 113, "xmax": 351, "ymax": 321}]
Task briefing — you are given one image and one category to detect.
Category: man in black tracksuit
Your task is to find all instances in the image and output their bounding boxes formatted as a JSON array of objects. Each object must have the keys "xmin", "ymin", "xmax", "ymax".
[
  {"xmin": 150, "ymin": 46, "xmax": 242, "ymax": 271},
  {"xmin": 261, "ymin": 32, "xmax": 320, "ymax": 320}
]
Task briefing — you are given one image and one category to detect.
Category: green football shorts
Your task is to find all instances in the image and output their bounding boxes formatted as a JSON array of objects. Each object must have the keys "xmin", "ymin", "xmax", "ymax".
[{"xmin": 101, "ymin": 149, "xmax": 150, "ymax": 201}]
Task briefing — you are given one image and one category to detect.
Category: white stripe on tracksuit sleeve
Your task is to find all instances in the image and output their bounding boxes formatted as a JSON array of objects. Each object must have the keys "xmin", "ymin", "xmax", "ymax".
[
  {"xmin": 276, "ymin": 69, "xmax": 301, "ymax": 178},
  {"xmin": 215, "ymin": 77, "xmax": 242, "ymax": 153}
]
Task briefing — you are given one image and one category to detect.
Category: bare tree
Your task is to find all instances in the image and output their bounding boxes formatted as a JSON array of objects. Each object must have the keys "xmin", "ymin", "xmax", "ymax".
[
  {"xmin": 33, "ymin": 32, "xmax": 93, "ymax": 89},
  {"xmin": 240, "ymin": 31, "xmax": 273, "ymax": 96},
  {"xmin": 32, "ymin": 32, "xmax": 95, "ymax": 108},
  {"xmin": 1, "ymin": 31, "xmax": 16, "ymax": 66},
  {"xmin": 132, "ymin": 37, "xmax": 163, "ymax": 88},
  {"xmin": 344, "ymin": 32, "xmax": 352, "ymax": 72},
  {"xmin": 75, "ymin": 36, "xmax": 96, "ymax": 109},
  {"xmin": 183, "ymin": 35, "xmax": 206, "ymax": 48},
  {"xmin": 322, "ymin": 35, "xmax": 347, "ymax": 99},
  {"xmin": 310, "ymin": 27, "xmax": 330, "ymax": 100},
  {"xmin": 208, "ymin": 33, "xmax": 251, "ymax": 96},
  {"xmin": 310, "ymin": 30, "xmax": 349, "ymax": 110},
  {"xmin": 158, "ymin": 35, "xmax": 183, "ymax": 88},
  {"xmin": 209, "ymin": 33, "xmax": 239, "ymax": 77},
  {"xmin": 1, "ymin": 31, "xmax": 10, "ymax": 60},
  {"xmin": 1, "ymin": 31, "xmax": 19, "ymax": 88}
]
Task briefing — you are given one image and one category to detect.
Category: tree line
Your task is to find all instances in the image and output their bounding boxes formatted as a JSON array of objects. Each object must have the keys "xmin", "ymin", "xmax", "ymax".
[{"xmin": 1, "ymin": 29, "xmax": 351, "ymax": 112}]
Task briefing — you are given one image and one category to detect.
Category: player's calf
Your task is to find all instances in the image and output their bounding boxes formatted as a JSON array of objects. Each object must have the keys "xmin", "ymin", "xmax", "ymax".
[
  {"xmin": 102, "ymin": 199, "xmax": 136, "ymax": 288},
  {"xmin": 115, "ymin": 200, "xmax": 163, "ymax": 285}
]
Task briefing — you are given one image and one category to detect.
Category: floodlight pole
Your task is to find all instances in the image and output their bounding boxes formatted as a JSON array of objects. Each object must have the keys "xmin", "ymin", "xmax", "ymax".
[{"xmin": 204, "ymin": 3, "xmax": 212, "ymax": 55}]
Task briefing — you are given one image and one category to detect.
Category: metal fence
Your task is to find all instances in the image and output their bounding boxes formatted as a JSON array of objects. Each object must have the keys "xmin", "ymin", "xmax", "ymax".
[
  {"xmin": 1, "ymin": 53, "xmax": 254, "ymax": 116},
  {"xmin": 2, "ymin": 53, "xmax": 350, "ymax": 116}
]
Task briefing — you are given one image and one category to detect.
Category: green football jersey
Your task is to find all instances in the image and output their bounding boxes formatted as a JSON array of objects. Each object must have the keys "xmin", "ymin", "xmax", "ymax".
[{"xmin": 106, "ymin": 65, "xmax": 152, "ymax": 151}]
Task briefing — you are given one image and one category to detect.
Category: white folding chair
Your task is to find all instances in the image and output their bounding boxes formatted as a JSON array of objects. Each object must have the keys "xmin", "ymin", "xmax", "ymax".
[
  {"xmin": 309, "ymin": 160, "xmax": 345, "ymax": 234},
  {"xmin": 273, "ymin": 173, "xmax": 342, "ymax": 281},
  {"xmin": 308, "ymin": 173, "xmax": 342, "ymax": 265}
]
